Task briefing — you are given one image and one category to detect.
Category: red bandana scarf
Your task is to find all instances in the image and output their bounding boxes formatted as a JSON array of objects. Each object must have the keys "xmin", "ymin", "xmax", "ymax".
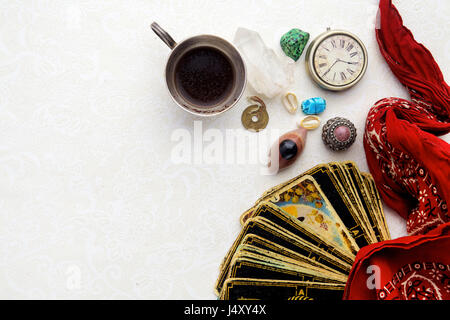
[
  {"xmin": 365, "ymin": 0, "xmax": 450, "ymax": 235},
  {"xmin": 345, "ymin": 222, "xmax": 450, "ymax": 300},
  {"xmin": 344, "ymin": 0, "xmax": 450, "ymax": 300}
]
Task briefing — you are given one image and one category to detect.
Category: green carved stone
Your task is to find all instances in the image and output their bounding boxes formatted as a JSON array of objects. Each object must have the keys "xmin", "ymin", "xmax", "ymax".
[{"xmin": 280, "ymin": 29, "xmax": 310, "ymax": 62}]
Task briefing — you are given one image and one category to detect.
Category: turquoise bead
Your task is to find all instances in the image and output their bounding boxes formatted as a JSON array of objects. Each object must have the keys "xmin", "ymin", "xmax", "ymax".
[
  {"xmin": 280, "ymin": 29, "xmax": 310, "ymax": 62},
  {"xmin": 301, "ymin": 97, "xmax": 326, "ymax": 115}
]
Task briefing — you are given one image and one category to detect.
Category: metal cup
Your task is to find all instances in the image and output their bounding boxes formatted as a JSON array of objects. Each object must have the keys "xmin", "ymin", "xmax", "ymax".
[{"xmin": 151, "ymin": 22, "xmax": 246, "ymax": 117}]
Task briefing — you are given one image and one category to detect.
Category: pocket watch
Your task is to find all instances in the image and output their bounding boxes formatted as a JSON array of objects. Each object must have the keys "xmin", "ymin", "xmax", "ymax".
[{"xmin": 305, "ymin": 28, "xmax": 368, "ymax": 91}]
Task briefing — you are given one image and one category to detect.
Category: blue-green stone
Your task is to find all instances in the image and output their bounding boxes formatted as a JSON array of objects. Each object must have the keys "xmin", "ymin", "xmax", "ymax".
[
  {"xmin": 301, "ymin": 97, "xmax": 326, "ymax": 115},
  {"xmin": 280, "ymin": 29, "xmax": 310, "ymax": 62}
]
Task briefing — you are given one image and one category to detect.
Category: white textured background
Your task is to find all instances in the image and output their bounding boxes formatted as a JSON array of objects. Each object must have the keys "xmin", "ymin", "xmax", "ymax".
[{"xmin": 0, "ymin": 0, "xmax": 449, "ymax": 299}]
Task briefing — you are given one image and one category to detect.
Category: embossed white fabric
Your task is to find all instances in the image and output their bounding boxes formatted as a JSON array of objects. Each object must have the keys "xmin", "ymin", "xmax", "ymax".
[{"xmin": 0, "ymin": 0, "xmax": 448, "ymax": 299}]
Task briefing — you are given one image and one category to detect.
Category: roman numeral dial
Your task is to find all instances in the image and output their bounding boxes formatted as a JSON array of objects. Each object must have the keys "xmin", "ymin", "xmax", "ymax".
[{"xmin": 312, "ymin": 32, "xmax": 366, "ymax": 89}]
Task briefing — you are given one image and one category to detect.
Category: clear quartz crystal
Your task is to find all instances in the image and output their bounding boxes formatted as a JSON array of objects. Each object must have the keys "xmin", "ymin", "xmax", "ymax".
[{"xmin": 234, "ymin": 27, "xmax": 293, "ymax": 99}]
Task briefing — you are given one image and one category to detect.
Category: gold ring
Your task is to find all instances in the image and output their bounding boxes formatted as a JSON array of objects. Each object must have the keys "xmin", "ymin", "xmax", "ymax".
[
  {"xmin": 299, "ymin": 115, "xmax": 320, "ymax": 130},
  {"xmin": 282, "ymin": 92, "xmax": 298, "ymax": 114}
]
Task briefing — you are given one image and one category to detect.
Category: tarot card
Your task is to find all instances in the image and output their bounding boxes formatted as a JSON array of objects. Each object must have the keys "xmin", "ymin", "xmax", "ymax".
[
  {"xmin": 247, "ymin": 164, "xmax": 373, "ymax": 248},
  {"xmin": 241, "ymin": 164, "xmax": 342, "ymax": 223},
  {"xmin": 361, "ymin": 173, "xmax": 384, "ymax": 232},
  {"xmin": 240, "ymin": 235, "xmax": 346, "ymax": 277},
  {"xmin": 340, "ymin": 163, "xmax": 381, "ymax": 241},
  {"xmin": 263, "ymin": 175, "xmax": 360, "ymax": 256},
  {"xmin": 227, "ymin": 256, "xmax": 346, "ymax": 284},
  {"xmin": 251, "ymin": 202, "xmax": 354, "ymax": 264},
  {"xmin": 343, "ymin": 161, "xmax": 387, "ymax": 241},
  {"xmin": 253, "ymin": 217, "xmax": 353, "ymax": 268},
  {"xmin": 328, "ymin": 162, "xmax": 376, "ymax": 242},
  {"xmin": 215, "ymin": 217, "xmax": 352, "ymax": 295},
  {"xmin": 362, "ymin": 172, "xmax": 391, "ymax": 240},
  {"xmin": 233, "ymin": 244, "xmax": 348, "ymax": 282},
  {"xmin": 220, "ymin": 279, "xmax": 345, "ymax": 300},
  {"xmin": 232, "ymin": 245, "xmax": 301, "ymax": 268}
]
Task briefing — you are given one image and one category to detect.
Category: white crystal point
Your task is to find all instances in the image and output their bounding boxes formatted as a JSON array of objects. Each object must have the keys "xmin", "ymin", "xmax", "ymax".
[{"xmin": 234, "ymin": 28, "xmax": 293, "ymax": 99}]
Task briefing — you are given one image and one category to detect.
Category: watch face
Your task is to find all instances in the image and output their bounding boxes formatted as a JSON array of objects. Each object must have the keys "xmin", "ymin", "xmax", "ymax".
[{"xmin": 313, "ymin": 33, "xmax": 366, "ymax": 87}]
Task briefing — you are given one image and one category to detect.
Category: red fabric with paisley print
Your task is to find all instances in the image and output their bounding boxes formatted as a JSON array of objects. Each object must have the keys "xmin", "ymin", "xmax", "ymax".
[
  {"xmin": 344, "ymin": 0, "xmax": 450, "ymax": 300},
  {"xmin": 344, "ymin": 222, "xmax": 450, "ymax": 300},
  {"xmin": 364, "ymin": 0, "xmax": 450, "ymax": 235}
]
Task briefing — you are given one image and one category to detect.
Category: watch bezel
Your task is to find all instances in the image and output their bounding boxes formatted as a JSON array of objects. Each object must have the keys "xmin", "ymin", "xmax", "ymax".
[{"xmin": 305, "ymin": 29, "xmax": 368, "ymax": 92}]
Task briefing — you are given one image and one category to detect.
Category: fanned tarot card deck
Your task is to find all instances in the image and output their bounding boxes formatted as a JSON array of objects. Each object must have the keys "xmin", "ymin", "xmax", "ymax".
[{"xmin": 216, "ymin": 161, "xmax": 390, "ymax": 300}]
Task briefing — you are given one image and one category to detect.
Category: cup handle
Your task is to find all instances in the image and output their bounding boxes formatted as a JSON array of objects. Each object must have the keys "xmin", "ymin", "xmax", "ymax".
[{"xmin": 151, "ymin": 22, "xmax": 177, "ymax": 50}]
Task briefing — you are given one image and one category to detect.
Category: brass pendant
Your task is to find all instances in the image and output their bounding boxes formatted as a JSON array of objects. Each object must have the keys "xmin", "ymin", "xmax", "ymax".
[
  {"xmin": 322, "ymin": 117, "xmax": 357, "ymax": 151},
  {"xmin": 241, "ymin": 96, "xmax": 269, "ymax": 132}
]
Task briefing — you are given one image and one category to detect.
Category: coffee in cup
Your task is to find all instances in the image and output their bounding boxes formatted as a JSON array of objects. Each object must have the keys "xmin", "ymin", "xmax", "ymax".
[{"xmin": 151, "ymin": 22, "xmax": 246, "ymax": 116}]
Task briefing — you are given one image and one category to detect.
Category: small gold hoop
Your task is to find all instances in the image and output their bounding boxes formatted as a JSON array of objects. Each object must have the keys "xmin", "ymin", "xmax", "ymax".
[
  {"xmin": 282, "ymin": 92, "xmax": 298, "ymax": 114},
  {"xmin": 298, "ymin": 115, "xmax": 321, "ymax": 130}
]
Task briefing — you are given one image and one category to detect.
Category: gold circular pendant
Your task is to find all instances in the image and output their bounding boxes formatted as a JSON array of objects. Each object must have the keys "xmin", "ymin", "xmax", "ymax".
[
  {"xmin": 241, "ymin": 104, "xmax": 269, "ymax": 132},
  {"xmin": 241, "ymin": 96, "xmax": 269, "ymax": 132}
]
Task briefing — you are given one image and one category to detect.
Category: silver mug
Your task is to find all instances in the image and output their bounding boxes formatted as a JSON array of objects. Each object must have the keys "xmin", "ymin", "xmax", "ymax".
[{"xmin": 151, "ymin": 22, "xmax": 246, "ymax": 117}]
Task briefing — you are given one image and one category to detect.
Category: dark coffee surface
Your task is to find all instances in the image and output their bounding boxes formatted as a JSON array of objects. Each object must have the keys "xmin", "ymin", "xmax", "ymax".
[{"xmin": 175, "ymin": 47, "xmax": 234, "ymax": 106}]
